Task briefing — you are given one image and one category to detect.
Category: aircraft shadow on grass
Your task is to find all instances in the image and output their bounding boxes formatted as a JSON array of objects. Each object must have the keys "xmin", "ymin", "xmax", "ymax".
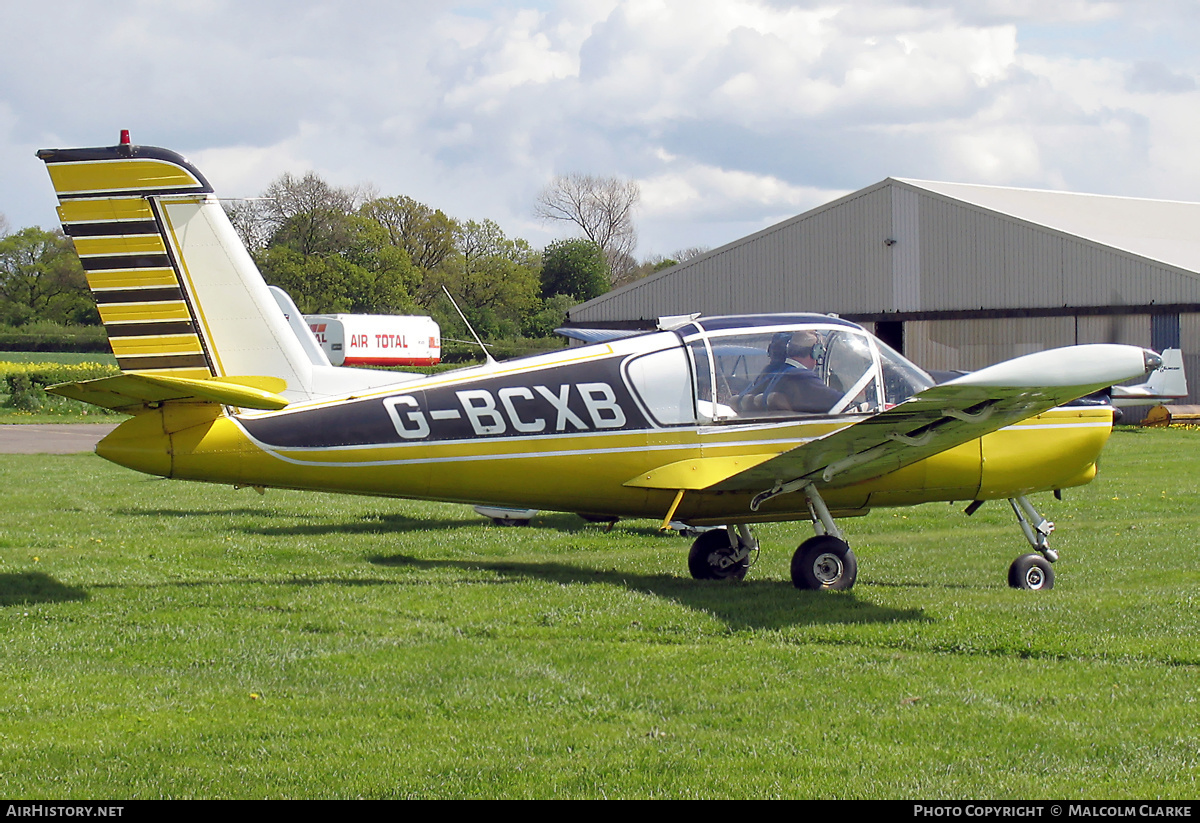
[
  {"xmin": 368, "ymin": 552, "xmax": 928, "ymax": 631},
  {"xmin": 0, "ymin": 572, "xmax": 88, "ymax": 606},
  {"xmin": 113, "ymin": 506, "xmax": 666, "ymax": 537},
  {"xmin": 101, "ymin": 503, "xmax": 946, "ymax": 626}
]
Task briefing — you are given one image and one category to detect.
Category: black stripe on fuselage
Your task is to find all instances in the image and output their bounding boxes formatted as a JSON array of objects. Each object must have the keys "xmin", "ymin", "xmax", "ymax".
[{"xmin": 240, "ymin": 356, "xmax": 652, "ymax": 449}]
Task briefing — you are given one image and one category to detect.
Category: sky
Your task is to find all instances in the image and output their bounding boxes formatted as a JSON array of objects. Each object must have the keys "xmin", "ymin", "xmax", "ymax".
[{"xmin": 3, "ymin": 0, "xmax": 1200, "ymax": 259}]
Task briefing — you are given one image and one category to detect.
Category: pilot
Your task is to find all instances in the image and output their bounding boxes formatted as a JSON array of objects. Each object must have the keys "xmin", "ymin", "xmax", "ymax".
[
  {"xmin": 735, "ymin": 332, "xmax": 794, "ymax": 412},
  {"xmin": 737, "ymin": 331, "xmax": 842, "ymax": 414}
]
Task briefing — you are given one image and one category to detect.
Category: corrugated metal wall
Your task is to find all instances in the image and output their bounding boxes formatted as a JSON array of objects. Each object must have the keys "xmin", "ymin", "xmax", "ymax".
[
  {"xmin": 572, "ymin": 183, "xmax": 895, "ymax": 322},
  {"xmin": 912, "ymin": 191, "xmax": 1200, "ymax": 312}
]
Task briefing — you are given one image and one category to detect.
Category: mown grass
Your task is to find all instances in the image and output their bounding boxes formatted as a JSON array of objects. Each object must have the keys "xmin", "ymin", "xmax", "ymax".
[{"xmin": 0, "ymin": 429, "xmax": 1197, "ymax": 798}]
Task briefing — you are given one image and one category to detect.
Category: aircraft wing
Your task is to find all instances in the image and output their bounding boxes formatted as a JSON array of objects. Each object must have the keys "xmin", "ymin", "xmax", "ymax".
[
  {"xmin": 554, "ymin": 327, "xmax": 643, "ymax": 344},
  {"xmin": 48, "ymin": 373, "xmax": 289, "ymax": 413},
  {"xmin": 705, "ymin": 344, "xmax": 1159, "ymax": 495}
]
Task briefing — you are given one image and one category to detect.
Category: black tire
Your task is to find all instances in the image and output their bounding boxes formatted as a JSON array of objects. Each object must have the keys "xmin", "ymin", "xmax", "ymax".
[
  {"xmin": 791, "ymin": 535, "xmax": 857, "ymax": 591},
  {"xmin": 1008, "ymin": 554, "xmax": 1055, "ymax": 590},
  {"xmin": 688, "ymin": 529, "xmax": 750, "ymax": 581}
]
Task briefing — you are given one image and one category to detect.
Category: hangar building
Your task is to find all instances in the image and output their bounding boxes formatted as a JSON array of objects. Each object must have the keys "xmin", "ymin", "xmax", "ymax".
[{"xmin": 568, "ymin": 178, "xmax": 1200, "ymax": 400}]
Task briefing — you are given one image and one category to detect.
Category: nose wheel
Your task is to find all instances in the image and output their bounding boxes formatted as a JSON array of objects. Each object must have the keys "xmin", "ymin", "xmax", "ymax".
[
  {"xmin": 1008, "ymin": 553, "xmax": 1054, "ymax": 590},
  {"xmin": 1006, "ymin": 496, "xmax": 1057, "ymax": 590}
]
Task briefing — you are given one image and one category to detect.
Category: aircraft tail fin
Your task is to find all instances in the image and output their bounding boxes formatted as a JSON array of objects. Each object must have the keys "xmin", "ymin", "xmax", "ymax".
[
  {"xmin": 1146, "ymin": 348, "xmax": 1188, "ymax": 398},
  {"xmin": 37, "ymin": 135, "xmax": 316, "ymax": 397}
]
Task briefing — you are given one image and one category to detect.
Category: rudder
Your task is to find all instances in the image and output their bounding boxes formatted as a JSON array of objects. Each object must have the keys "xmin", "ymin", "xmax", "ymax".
[{"xmin": 38, "ymin": 134, "xmax": 315, "ymax": 396}]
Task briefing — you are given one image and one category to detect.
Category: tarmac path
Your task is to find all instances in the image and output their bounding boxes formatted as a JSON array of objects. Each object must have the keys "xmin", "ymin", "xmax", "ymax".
[{"xmin": 0, "ymin": 423, "xmax": 120, "ymax": 454}]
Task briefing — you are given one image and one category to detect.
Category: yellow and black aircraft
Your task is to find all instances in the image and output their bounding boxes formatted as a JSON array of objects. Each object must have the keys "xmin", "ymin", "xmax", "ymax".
[{"xmin": 37, "ymin": 134, "xmax": 1163, "ymax": 592}]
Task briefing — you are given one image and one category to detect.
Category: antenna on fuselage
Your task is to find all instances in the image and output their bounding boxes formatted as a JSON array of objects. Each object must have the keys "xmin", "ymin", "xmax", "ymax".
[{"xmin": 441, "ymin": 286, "xmax": 496, "ymax": 366}]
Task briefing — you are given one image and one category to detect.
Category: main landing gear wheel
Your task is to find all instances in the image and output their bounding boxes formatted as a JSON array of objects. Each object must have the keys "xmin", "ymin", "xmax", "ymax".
[
  {"xmin": 791, "ymin": 535, "xmax": 857, "ymax": 591},
  {"xmin": 1008, "ymin": 554, "xmax": 1055, "ymax": 590},
  {"xmin": 688, "ymin": 529, "xmax": 750, "ymax": 581}
]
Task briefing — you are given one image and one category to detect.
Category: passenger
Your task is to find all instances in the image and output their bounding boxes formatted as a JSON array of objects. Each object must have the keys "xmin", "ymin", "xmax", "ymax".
[{"xmin": 735, "ymin": 332, "xmax": 794, "ymax": 412}]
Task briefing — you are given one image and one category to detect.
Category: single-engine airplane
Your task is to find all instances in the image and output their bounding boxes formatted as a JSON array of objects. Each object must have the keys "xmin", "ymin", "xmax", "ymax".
[{"xmin": 37, "ymin": 134, "xmax": 1164, "ymax": 592}]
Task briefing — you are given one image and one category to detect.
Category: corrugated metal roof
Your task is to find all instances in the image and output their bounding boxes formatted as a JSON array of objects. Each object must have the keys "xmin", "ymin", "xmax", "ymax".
[{"xmin": 898, "ymin": 178, "xmax": 1200, "ymax": 273}]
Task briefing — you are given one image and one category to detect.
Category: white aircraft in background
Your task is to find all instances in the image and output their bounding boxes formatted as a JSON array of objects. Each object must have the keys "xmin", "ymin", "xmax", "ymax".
[{"xmin": 1110, "ymin": 348, "xmax": 1188, "ymax": 407}]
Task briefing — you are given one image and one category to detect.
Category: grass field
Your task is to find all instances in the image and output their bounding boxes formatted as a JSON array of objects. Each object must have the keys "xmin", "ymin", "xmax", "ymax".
[{"xmin": 0, "ymin": 428, "xmax": 1197, "ymax": 798}]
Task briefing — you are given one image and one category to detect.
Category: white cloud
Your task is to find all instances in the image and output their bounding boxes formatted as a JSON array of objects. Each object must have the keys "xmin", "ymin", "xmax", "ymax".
[
  {"xmin": 3, "ymin": 0, "xmax": 1200, "ymax": 260},
  {"xmin": 641, "ymin": 161, "xmax": 842, "ymax": 221}
]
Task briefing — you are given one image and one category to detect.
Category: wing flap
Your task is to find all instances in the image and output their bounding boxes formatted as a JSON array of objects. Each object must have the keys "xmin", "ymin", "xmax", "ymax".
[
  {"xmin": 48, "ymin": 373, "xmax": 290, "ymax": 412},
  {"xmin": 624, "ymin": 454, "xmax": 778, "ymax": 490},
  {"xmin": 709, "ymin": 344, "xmax": 1156, "ymax": 494}
]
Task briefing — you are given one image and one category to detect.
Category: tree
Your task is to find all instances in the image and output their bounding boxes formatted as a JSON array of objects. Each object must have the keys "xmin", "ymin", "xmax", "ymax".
[
  {"xmin": 534, "ymin": 173, "xmax": 639, "ymax": 285},
  {"xmin": 540, "ymin": 238, "xmax": 609, "ymax": 302},
  {"xmin": 359, "ymin": 196, "xmax": 458, "ymax": 273},
  {"xmin": 422, "ymin": 219, "xmax": 540, "ymax": 339},
  {"xmin": 674, "ymin": 245, "xmax": 710, "ymax": 263},
  {"xmin": 0, "ymin": 227, "xmax": 94, "ymax": 326},
  {"xmin": 523, "ymin": 292, "xmax": 578, "ymax": 338},
  {"xmin": 238, "ymin": 171, "xmax": 422, "ymax": 315},
  {"xmin": 260, "ymin": 171, "xmax": 365, "ymax": 256},
  {"xmin": 257, "ymin": 214, "xmax": 419, "ymax": 315},
  {"xmin": 626, "ymin": 246, "xmax": 713, "ymax": 283},
  {"xmin": 224, "ymin": 199, "xmax": 274, "ymax": 252}
]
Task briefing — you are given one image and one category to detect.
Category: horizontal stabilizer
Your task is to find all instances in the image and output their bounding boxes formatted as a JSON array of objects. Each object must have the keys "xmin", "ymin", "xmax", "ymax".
[{"xmin": 49, "ymin": 373, "xmax": 289, "ymax": 412}]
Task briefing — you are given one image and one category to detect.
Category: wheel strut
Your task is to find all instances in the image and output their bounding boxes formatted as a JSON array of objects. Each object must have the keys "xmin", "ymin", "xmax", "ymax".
[
  {"xmin": 803, "ymin": 484, "xmax": 845, "ymax": 542},
  {"xmin": 1008, "ymin": 495, "xmax": 1057, "ymax": 562}
]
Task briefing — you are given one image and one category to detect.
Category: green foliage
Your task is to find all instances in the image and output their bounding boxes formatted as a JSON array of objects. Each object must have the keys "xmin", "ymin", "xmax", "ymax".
[
  {"xmin": 9, "ymin": 169, "xmax": 671, "ymax": 353},
  {"xmin": 249, "ymin": 174, "xmax": 545, "ymax": 342},
  {"xmin": 0, "ymin": 227, "xmax": 96, "ymax": 327},
  {"xmin": 421, "ymin": 219, "xmax": 541, "ymax": 339},
  {"xmin": 540, "ymin": 238, "xmax": 609, "ymax": 301},
  {"xmin": 523, "ymin": 293, "xmax": 578, "ymax": 338},
  {"xmin": 3, "ymin": 373, "xmax": 40, "ymax": 411},
  {"xmin": 258, "ymin": 228, "xmax": 419, "ymax": 316},
  {"xmin": 1, "ymin": 360, "xmax": 120, "ymax": 416},
  {"xmin": 360, "ymin": 196, "xmax": 459, "ymax": 272},
  {"xmin": 0, "ymin": 321, "xmax": 109, "ymax": 353}
]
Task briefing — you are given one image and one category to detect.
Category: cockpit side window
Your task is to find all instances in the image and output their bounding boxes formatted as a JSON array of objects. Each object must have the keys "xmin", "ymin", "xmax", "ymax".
[{"xmin": 623, "ymin": 345, "xmax": 697, "ymax": 426}]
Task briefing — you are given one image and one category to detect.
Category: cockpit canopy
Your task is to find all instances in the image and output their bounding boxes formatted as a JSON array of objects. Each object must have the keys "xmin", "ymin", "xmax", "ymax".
[{"xmin": 622, "ymin": 315, "xmax": 933, "ymax": 425}]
